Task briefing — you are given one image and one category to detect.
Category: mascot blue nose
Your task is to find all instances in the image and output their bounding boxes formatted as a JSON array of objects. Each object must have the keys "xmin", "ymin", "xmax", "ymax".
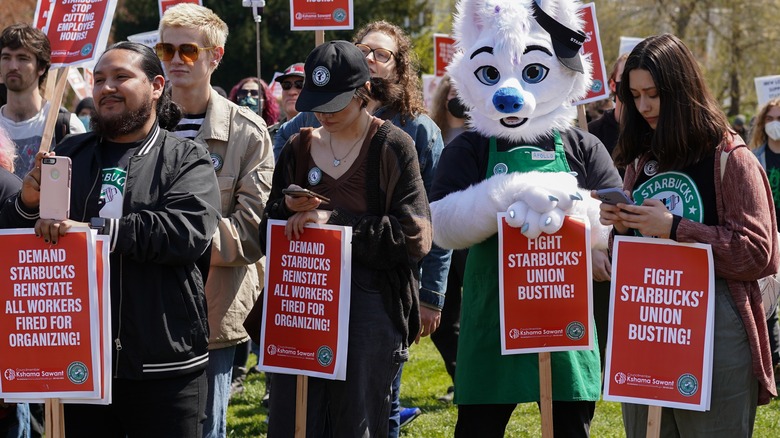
[{"xmin": 492, "ymin": 88, "xmax": 524, "ymax": 114}]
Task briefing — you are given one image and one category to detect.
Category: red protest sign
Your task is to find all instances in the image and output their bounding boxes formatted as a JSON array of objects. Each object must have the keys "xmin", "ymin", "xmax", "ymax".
[
  {"xmin": 33, "ymin": 0, "xmax": 55, "ymax": 29},
  {"xmin": 259, "ymin": 220, "xmax": 351, "ymax": 380},
  {"xmin": 498, "ymin": 215, "xmax": 593, "ymax": 353},
  {"xmin": 0, "ymin": 229, "xmax": 101, "ymax": 399},
  {"xmin": 290, "ymin": 0, "xmax": 353, "ymax": 31},
  {"xmin": 45, "ymin": 0, "xmax": 118, "ymax": 68},
  {"xmin": 158, "ymin": 0, "xmax": 201, "ymax": 18},
  {"xmin": 604, "ymin": 236, "xmax": 714, "ymax": 411},
  {"xmin": 434, "ymin": 34, "xmax": 456, "ymax": 77},
  {"xmin": 574, "ymin": 3, "xmax": 609, "ymax": 105}
]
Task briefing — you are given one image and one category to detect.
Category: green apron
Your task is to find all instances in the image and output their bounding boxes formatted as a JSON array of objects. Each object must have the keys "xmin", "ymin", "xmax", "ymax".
[{"xmin": 454, "ymin": 131, "xmax": 601, "ymax": 404}]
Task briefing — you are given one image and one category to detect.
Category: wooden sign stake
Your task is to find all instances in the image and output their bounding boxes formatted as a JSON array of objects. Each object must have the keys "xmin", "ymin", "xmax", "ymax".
[{"xmin": 539, "ymin": 352, "xmax": 554, "ymax": 438}]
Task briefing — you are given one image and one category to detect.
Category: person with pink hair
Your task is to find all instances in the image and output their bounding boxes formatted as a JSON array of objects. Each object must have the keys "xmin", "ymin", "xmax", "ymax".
[{"xmin": 229, "ymin": 77, "xmax": 280, "ymax": 127}]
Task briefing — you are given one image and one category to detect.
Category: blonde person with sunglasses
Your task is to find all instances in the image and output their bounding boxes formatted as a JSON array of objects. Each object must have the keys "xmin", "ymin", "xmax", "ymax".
[
  {"xmin": 272, "ymin": 20, "xmax": 450, "ymax": 435},
  {"xmin": 158, "ymin": 4, "xmax": 275, "ymax": 438}
]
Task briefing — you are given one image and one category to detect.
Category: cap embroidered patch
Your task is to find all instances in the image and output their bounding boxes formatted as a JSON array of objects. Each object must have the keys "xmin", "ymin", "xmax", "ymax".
[{"xmin": 312, "ymin": 66, "xmax": 330, "ymax": 87}]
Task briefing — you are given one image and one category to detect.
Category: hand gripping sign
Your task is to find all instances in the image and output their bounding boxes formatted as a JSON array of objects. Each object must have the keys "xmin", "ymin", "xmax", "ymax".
[
  {"xmin": 604, "ymin": 236, "xmax": 715, "ymax": 411},
  {"xmin": 0, "ymin": 228, "xmax": 103, "ymax": 400},
  {"xmin": 498, "ymin": 214, "xmax": 594, "ymax": 354},
  {"xmin": 259, "ymin": 220, "xmax": 352, "ymax": 380}
]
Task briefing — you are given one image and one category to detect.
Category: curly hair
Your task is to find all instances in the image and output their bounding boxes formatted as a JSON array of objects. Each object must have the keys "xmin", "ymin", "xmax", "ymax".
[
  {"xmin": 228, "ymin": 77, "xmax": 280, "ymax": 127},
  {"xmin": 748, "ymin": 97, "xmax": 780, "ymax": 150},
  {"xmin": 353, "ymin": 21, "xmax": 426, "ymax": 124}
]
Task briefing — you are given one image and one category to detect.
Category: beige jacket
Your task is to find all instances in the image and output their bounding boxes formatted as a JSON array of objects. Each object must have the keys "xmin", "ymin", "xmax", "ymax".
[{"xmin": 195, "ymin": 89, "xmax": 274, "ymax": 349}]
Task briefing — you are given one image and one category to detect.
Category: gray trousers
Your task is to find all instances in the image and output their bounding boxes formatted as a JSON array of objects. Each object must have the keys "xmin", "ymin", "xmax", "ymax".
[{"xmin": 622, "ymin": 278, "xmax": 758, "ymax": 438}]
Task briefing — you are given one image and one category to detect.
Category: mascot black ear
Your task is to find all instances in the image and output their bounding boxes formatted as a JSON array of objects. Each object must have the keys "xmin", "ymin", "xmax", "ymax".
[{"xmin": 531, "ymin": 0, "xmax": 586, "ymax": 73}]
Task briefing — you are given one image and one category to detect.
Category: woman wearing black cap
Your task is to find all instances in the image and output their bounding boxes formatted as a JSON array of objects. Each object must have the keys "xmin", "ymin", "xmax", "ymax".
[{"xmin": 260, "ymin": 40, "xmax": 432, "ymax": 437}]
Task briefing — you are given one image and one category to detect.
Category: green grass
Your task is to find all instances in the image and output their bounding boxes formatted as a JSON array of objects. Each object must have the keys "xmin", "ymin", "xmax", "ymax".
[{"xmin": 227, "ymin": 337, "xmax": 780, "ymax": 437}]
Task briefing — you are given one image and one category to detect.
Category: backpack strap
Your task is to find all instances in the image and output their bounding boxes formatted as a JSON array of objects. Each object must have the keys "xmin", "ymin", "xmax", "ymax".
[{"xmin": 291, "ymin": 129, "xmax": 313, "ymax": 187}]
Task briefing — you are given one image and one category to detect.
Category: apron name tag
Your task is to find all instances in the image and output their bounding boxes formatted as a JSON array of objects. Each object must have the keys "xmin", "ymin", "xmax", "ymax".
[{"xmin": 531, "ymin": 151, "xmax": 555, "ymax": 160}]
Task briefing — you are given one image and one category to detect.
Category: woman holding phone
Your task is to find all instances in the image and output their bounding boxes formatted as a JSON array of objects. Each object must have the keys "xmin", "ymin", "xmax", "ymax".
[
  {"xmin": 598, "ymin": 33, "xmax": 779, "ymax": 436},
  {"xmin": 259, "ymin": 41, "xmax": 431, "ymax": 437}
]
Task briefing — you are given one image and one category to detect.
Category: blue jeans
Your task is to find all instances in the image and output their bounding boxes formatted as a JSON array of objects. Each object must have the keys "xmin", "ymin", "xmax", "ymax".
[
  {"xmin": 388, "ymin": 364, "xmax": 403, "ymax": 437},
  {"xmin": 203, "ymin": 346, "xmax": 236, "ymax": 438},
  {"xmin": 2, "ymin": 403, "xmax": 30, "ymax": 438}
]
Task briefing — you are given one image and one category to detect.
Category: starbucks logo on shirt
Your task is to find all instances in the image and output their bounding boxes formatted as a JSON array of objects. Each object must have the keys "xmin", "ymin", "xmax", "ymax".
[{"xmin": 633, "ymin": 171, "xmax": 703, "ymax": 224}]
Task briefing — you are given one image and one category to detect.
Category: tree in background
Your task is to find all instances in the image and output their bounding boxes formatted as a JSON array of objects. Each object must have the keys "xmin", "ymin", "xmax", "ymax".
[{"xmin": 592, "ymin": 0, "xmax": 780, "ymax": 117}]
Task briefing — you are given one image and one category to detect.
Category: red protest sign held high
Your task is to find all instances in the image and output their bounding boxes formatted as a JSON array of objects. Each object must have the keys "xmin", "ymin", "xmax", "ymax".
[
  {"xmin": 434, "ymin": 34, "xmax": 456, "ymax": 77},
  {"xmin": 34, "ymin": 0, "xmax": 118, "ymax": 153},
  {"xmin": 44, "ymin": 0, "xmax": 118, "ymax": 67}
]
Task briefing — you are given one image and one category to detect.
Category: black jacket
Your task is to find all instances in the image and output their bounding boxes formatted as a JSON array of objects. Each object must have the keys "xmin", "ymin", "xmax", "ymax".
[{"xmin": 0, "ymin": 125, "xmax": 221, "ymax": 379}]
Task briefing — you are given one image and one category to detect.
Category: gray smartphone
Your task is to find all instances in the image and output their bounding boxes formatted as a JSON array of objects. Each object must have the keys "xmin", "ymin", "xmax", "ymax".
[{"xmin": 595, "ymin": 187, "xmax": 634, "ymax": 206}]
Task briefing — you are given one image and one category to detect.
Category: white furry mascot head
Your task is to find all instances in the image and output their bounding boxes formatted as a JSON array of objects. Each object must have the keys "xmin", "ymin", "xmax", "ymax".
[
  {"xmin": 431, "ymin": 0, "xmax": 611, "ymax": 249},
  {"xmin": 448, "ymin": 0, "xmax": 591, "ymax": 144}
]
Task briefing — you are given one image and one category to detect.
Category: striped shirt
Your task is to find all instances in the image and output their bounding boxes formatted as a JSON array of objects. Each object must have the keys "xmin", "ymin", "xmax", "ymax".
[{"xmin": 172, "ymin": 112, "xmax": 206, "ymax": 140}]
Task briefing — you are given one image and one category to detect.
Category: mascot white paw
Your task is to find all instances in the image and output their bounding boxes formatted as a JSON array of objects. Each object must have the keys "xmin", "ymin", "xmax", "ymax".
[{"xmin": 431, "ymin": 171, "xmax": 607, "ymax": 249}]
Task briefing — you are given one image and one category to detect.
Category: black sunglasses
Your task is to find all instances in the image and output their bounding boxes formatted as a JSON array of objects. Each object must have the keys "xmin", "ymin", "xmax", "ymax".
[
  {"xmin": 237, "ymin": 89, "xmax": 260, "ymax": 98},
  {"xmin": 281, "ymin": 80, "xmax": 304, "ymax": 91}
]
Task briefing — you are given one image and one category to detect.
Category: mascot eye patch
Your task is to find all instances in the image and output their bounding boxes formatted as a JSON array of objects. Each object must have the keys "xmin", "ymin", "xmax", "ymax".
[
  {"xmin": 522, "ymin": 64, "xmax": 549, "ymax": 84},
  {"xmin": 474, "ymin": 65, "xmax": 501, "ymax": 85}
]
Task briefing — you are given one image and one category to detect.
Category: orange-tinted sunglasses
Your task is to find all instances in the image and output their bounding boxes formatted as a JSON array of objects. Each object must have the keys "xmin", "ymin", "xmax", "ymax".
[{"xmin": 155, "ymin": 43, "xmax": 216, "ymax": 62}]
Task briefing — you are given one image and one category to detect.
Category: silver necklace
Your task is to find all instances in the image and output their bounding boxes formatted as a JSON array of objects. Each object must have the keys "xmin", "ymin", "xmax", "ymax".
[{"xmin": 329, "ymin": 118, "xmax": 370, "ymax": 167}]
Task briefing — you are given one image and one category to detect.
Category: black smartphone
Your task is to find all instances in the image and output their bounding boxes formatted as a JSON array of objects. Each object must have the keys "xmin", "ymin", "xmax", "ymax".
[
  {"xmin": 595, "ymin": 187, "xmax": 634, "ymax": 206},
  {"xmin": 282, "ymin": 188, "xmax": 330, "ymax": 203}
]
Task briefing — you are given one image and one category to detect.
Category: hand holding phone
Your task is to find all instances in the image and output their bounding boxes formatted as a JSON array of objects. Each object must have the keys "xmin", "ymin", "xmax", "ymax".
[
  {"xmin": 595, "ymin": 187, "xmax": 634, "ymax": 206},
  {"xmin": 40, "ymin": 156, "xmax": 72, "ymax": 220},
  {"xmin": 282, "ymin": 187, "xmax": 330, "ymax": 203}
]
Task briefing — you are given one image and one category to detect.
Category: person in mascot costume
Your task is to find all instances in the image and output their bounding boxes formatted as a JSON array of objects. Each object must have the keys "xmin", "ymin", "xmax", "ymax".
[{"xmin": 429, "ymin": 0, "xmax": 622, "ymax": 436}]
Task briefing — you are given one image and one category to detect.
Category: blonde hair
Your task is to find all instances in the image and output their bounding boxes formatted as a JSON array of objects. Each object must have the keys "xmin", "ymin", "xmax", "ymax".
[
  {"xmin": 748, "ymin": 97, "xmax": 780, "ymax": 150},
  {"xmin": 0, "ymin": 125, "xmax": 17, "ymax": 173},
  {"xmin": 159, "ymin": 3, "xmax": 228, "ymax": 48}
]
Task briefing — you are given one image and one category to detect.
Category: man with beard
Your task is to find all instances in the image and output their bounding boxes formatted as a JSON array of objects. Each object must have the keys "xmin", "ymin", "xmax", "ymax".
[
  {"xmin": 0, "ymin": 41, "xmax": 221, "ymax": 436},
  {"xmin": 0, "ymin": 24, "xmax": 85, "ymax": 178},
  {"xmin": 158, "ymin": 5, "xmax": 273, "ymax": 438}
]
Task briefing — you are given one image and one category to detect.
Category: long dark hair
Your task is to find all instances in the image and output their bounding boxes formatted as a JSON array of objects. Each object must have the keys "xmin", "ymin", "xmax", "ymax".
[
  {"xmin": 100, "ymin": 41, "xmax": 182, "ymax": 130},
  {"xmin": 614, "ymin": 34, "xmax": 729, "ymax": 171}
]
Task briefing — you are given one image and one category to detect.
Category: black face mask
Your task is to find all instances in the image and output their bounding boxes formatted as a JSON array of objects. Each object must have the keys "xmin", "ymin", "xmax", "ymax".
[{"xmin": 447, "ymin": 97, "xmax": 468, "ymax": 119}]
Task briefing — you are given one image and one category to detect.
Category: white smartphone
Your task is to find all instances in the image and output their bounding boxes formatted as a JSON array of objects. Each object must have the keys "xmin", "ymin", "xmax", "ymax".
[{"xmin": 40, "ymin": 156, "xmax": 72, "ymax": 220}]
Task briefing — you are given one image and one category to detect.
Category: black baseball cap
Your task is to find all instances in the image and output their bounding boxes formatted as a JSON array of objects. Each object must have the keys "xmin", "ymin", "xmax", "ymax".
[
  {"xmin": 296, "ymin": 41, "xmax": 370, "ymax": 113},
  {"xmin": 531, "ymin": 0, "xmax": 586, "ymax": 73}
]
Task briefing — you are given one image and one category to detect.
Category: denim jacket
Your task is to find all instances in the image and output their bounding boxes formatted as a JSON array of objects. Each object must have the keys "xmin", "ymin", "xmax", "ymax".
[{"xmin": 273, "ymin": 108, "xmax": 451, "ymax": 310}]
